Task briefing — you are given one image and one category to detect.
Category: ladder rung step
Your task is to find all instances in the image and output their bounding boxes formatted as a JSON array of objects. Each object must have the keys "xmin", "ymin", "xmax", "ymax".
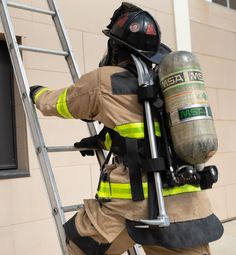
[
  {"xmin": 47, "ymin": 146, "xmax": 79, "ymax": 152},
  {"xmin": 62, "ymin": 204, "xmax": 84, "ymax": 213},
  {"xmin": 18, "ymin": 45, "xmax": 68, "ymax": 56},
  {"xmin": 7, "ymin": 2, "xmax": 55, "ymax": 16},
  {"xmin": 47, "ymin": 146, "xmax": 97, "ymax": 152}
]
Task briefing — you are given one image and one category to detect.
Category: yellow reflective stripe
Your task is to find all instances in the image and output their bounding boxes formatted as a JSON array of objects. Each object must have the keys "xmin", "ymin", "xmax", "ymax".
[
  {"xmin": 163, "ymin": 184, "xmax": 201, "ymax": 197},
  {"xmin": 34, "ymin": 88, "xmax": 50, "ymax": 104},
  {"xmin": 103, "ymin": 122, "xmax": 161, "ymax": 150},
  {"xmin": 154, "ymin": 122, "xmax": 161, "ymax": 136},
  {"xmin": 56, "ymin": 88, "xmax": 74, "ymax": 119},
  {"xmin": 97, "ymin": 182, "xmax": 148, "ymax": 199},
  {"xmin": 114, "ymin": 122, "xmax": 161, "ymax": 138},
  {"xmin": 104, "ymin": 133, "xmax": 112, "ymax": 150},
  {"xmin": 97, "ymin": 182, "xmax": 200, "ymax": 199}
]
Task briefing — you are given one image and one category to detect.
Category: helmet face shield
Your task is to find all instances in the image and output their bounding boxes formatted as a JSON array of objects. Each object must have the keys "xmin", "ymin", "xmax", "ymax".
[{"xmin": 103, "ymin": 11, "xmax": 162, "ymax": 64}]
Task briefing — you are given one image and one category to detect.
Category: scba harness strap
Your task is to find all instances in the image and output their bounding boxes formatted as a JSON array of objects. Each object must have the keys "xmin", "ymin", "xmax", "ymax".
[
  {"xmin": 96, "ymin": 127, "xmax": 202, "ymax": 202},
  {"xmin": 126, "ymin": 137, "xmax": 145, "ymax": 201},
  {"xmin": 97, "ymin": 126, "xmax": 168, "ymax": 202}
]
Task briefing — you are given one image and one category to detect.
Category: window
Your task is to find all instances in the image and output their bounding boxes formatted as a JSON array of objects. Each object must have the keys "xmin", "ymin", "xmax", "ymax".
[
  {"xmin": 213, "ymin": 0, "xmax": 228, "ymax": 6},
  {"xmin": 0, "ymin": 40, "xmax": 17, "ymax": 170},
  {"xmin": 0, "ymin": 39, "xmax": 29, "ymax": 178},
  {"xmin": 229, "ymin": 0, "xmax": 236, "ymax": 9},
  {"xmin": 212, "ymin": 0, "xmax": 236, "ymax": 10}
]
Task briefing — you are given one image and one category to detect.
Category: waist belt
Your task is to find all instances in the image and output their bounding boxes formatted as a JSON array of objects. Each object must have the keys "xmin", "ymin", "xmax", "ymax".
[{"xmin": 97, "ymin": 181, "xmax": 201, "ymax": 200}]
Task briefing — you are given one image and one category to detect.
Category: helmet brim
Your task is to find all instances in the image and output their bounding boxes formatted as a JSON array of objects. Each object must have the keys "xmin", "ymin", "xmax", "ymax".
[{"xmin": 103, "ymin": 29, "xmax": 170, "ymax": 64}]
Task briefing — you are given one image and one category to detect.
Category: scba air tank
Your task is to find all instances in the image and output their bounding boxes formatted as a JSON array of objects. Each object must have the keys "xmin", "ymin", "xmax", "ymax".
[{"xmin": 158, "ymin": 51, "xmax": 218, "ymax": 165}]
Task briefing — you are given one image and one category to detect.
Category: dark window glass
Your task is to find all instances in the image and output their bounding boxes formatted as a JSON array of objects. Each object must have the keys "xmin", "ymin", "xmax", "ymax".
[
  {"xmin": 0, "ymin": 40, "xmax": 17, "ymax": 170},
  {"xmin": 212, "ymin": 0, "xmax": 227, "ymax": 6},
  {"xmin": 230, "ymin": 0, "xmax": 236, "ymax": 10}
]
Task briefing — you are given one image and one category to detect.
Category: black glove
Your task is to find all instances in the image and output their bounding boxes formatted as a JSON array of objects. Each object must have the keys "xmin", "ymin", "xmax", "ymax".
[
  {"xmin": 29, "ymin": 85, "xmax": 43, "ymax": 104},
  {"xmin": 78, "ymin": 149, "xmax": 95, "ymax": 157},
  {"xmin": 74, "ymin": 135, "xmax": 101, "ymax": 157}
]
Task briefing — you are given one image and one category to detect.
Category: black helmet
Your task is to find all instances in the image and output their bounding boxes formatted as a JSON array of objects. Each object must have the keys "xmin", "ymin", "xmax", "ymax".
[{"xmin": 103, "ymin": 11, "xmax": 161, "ymax": 64}]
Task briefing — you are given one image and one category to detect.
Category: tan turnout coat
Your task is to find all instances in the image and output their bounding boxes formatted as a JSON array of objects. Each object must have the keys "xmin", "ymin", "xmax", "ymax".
[{"xmin": 35, "ymin": 66, "xmax": 213, "ymax": 245}]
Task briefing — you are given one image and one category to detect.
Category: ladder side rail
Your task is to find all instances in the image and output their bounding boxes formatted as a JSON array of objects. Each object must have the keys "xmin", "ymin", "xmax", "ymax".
[
  {"xmin": 0, "ymin": 1, "xmax": 68, "ymax": 254},
  {"xmin": 46, "ymin": 0, "xmax": 107, "ymax": 163},
  {"xmin": 5, "ymin": 0, "xmax": 138, "ymax": 253},
  {"xmin": 46, "ymin": 0, "xmax": 80, "ymax": 82},
  {"xmin": 47, "ymin": 1, "xmax": 139, "ymax": 253}
]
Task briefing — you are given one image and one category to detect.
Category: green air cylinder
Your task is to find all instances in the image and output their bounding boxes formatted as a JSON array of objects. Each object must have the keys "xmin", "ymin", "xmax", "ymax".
[{"xmin": 158, "ymin": 51, "xmax": 218, "ymax": 165}]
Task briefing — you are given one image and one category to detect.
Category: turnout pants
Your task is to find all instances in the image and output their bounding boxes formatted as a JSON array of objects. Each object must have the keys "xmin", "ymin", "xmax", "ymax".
[
  {"xmin": 66, "ymin": 206, "xmax": 211, "ymax": 255},
  {"xmin": 64, "ymin": 164, "xmax": 220, "ymax": 255}
]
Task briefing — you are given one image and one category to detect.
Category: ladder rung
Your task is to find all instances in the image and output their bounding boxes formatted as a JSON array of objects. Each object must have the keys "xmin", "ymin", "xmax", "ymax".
[
  {"xmin": 18, "ymin": 45, "xmax": 68, "ymax": 56},
  {"xmin": 7, "ymin": 2, "xmax": 55, "ymax": 16},
  {"xmin": 47, "ymin": 146, "xmax": 79, "ymax": 152},
  {"xmin": 47, "ymin": 146, "xmax": 97, "ymax": 152},
  {"xmin": 62, "ymin": 204, "xmax": 84, "ymax": 213}
]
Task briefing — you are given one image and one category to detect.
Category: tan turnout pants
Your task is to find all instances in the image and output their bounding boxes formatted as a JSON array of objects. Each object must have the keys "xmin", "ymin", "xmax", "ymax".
[
  {"xmin": 65, "ymin": 164, "xmax": 214, "ymax": 255},
  {"xmin": 67, "ymin": 230, "xmax": 211, "ymax": 255},
  {"xmin": 66, "ymin": 206, "xmax": 211, "ymax": 255}
]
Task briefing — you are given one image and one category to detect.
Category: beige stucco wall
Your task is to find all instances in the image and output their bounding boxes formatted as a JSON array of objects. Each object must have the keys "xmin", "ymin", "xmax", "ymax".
[
  {"xmin": 0, "ymin": 0, "xmax": 235, "ymax": 254},
  {"xmin": 189, "ymin": 0, "xmax": 236, "ymax": 221}
]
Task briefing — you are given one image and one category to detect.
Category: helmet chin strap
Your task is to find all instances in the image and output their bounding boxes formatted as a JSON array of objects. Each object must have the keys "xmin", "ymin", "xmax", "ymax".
[
  {"xmin": 99, "ymin": 38, "xmax": 131, "ymax": 67},
  {"xmin": 99, "ymin": 38, "xmax": 154, "ymax": 80},
  {"xmin": 99, "ymin": 39, "xmax": 113, "ymax": 67}
]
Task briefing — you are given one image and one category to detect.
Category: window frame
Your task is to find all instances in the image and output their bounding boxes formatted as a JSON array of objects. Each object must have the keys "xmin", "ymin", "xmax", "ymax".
[
  {"xmin": 0, "ymin": 37, "xmax": 29, "ymax": 179},
  {"xmin": 0, "ymin": 50, "xmax": 17, "ymax": 170},
  {"xmin": 212, "ymin": 0, "xmax": 236, "ymax": 10}
]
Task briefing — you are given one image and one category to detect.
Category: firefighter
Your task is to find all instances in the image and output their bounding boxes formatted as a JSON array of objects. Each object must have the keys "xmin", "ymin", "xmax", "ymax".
[{"xmin": 30, "ymin": 2, "xmax": 223, "ymax": 255}]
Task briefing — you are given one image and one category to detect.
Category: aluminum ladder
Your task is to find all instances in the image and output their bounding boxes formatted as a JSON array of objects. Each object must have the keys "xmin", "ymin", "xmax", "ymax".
[{"xmin": 0, "ymin": 0, "xmax": 140, "ymax": 254}]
